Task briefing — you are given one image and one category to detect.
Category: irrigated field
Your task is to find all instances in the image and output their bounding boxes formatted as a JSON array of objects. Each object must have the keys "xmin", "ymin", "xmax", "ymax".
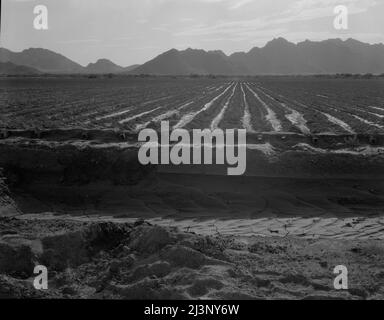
[
  {"xmin": 1, "ymin": 76, "xmax": 384, "ymax": 259},
  {"xmin": 1, "ymin": 76, "xmax": 384, "ymax": 135}
]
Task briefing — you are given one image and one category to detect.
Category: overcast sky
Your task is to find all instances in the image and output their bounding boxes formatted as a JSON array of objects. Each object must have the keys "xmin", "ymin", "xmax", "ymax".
[{"xmin": 1, "ymin": 0, "xmax": 383, "ymax": 66}]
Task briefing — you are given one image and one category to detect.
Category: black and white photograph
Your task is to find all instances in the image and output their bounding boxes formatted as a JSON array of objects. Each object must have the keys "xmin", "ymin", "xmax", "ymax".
[{"xmin": 0, "ymin": 0, "xmax": 384, "ymax": 307}]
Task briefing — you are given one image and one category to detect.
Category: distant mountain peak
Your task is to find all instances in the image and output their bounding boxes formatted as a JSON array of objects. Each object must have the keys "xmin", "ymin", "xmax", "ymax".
[
  {"xmin": 95, "ymin": 58, "xmax": 113, "ymax": 63},
  {"xmin": 0, "ymin": 47, "xmax": 84, "ymax": 73},
  {"xmin": 265, "ymin": 37, "xmax": 295, "ymax": 48},
  {"xmin": 208, "ymin": 50, "xmax": 227, "ymax": 58},
  {"xmin": 267, "ymin": 37, "xmax": 291, "ymax": 44},
  {"xmin": 272, "ymin": 37, "xmax": 290, "ymax": 42},
  {"xmin": 87, "ymin": 58, "xmax": 119, "ymax": 67},
  {"xmin": 85, "ymin": 58, "xmax": 124, "ymax": 74},
  {"xmin": 164, "ymin": 48, "xmax": 179, "ymax": 55}
]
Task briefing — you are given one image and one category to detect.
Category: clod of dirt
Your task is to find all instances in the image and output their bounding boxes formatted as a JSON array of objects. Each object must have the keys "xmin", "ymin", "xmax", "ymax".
[
  {"xmin": 160, "ymin": 245, "xmax": 209, "ymax": 269},
  {"xmin": 128, "ymin": 225, "xmax": 177, "ymax": 254},
  {"xmin": 84, "ymin": 222, "xmax": 132, "ymax": 255}
]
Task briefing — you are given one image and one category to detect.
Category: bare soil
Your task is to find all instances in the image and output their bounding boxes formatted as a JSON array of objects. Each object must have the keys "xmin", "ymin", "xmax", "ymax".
[
  {"xmin": 1, "ymin": 216, "xmax": 384, "ymax": 300},
  {"xmin": 0, "ymin": 132, "xmax": 383, "ymax": 299}
]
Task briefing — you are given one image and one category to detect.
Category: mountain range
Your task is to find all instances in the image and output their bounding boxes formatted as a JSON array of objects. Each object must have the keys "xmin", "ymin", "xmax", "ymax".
[
  {"xmin": 1, "ymin": 38, "xmax": 384, "ymax": 75},
  {"xmin": 0, "ymin": 48, "xmax": 138, "ymax": 74}
]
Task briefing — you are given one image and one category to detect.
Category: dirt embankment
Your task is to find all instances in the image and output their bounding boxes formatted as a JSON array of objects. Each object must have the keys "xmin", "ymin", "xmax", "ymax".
[
  {"xmin": 0, "ymin": 133, "xmax": 383, "ymax": 224},
  {"xmin": 1, "ymin": 217, "xmax": 384, "ymax": 300},
  {"xmin": 1, "ymin": 131, "xmax": 384, "ymax": 182}
]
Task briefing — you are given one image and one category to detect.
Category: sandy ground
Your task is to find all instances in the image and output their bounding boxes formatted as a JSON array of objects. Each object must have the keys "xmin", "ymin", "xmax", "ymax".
[
  {"xmin": 1, "ymin": 216, "xmax": 384, "ymax": 300},
  {"xmin": 8, "ymin": 173, "xmax": 384, "ymax": 241},
  {"xmin": 2, "ymin": 177, "xmax": 384, "ymax": 300}
]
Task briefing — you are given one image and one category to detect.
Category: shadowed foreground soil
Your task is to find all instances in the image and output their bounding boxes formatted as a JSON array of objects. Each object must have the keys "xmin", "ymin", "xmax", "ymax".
[
  {"xmin": 1, "ymin": 217, "xmax": 384, "ymax": 300},
  {"xmin": 0, "ymin": 133, "xmax": 384, "ymax": 299}
]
